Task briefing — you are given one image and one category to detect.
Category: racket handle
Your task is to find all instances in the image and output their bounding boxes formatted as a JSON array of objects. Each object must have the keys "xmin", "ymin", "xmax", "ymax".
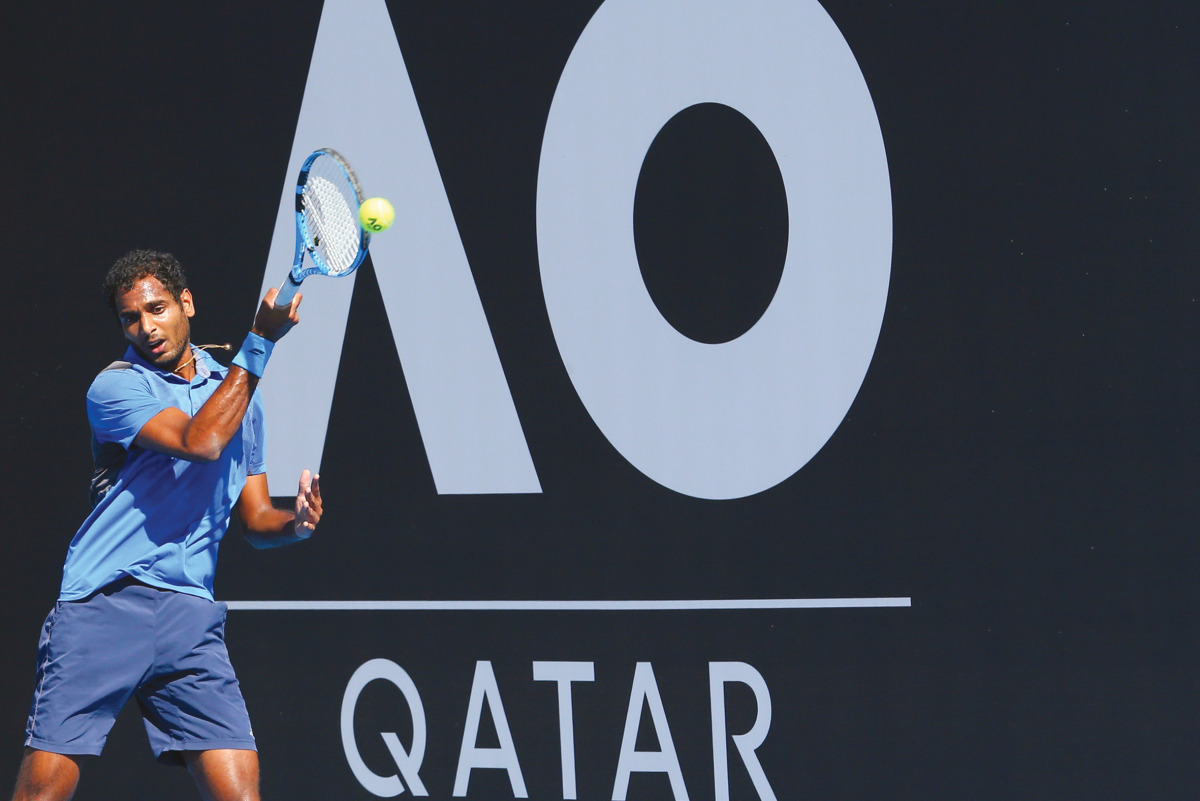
[{"xmin": 275, "ymin": 274, "xmax": 302, "ymax": 309}]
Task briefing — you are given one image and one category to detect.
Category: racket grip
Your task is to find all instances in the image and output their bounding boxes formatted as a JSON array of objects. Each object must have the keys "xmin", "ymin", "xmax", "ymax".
[{"xmin": 274, "ymin": 274, "xmax": 302, "ymax": 309}]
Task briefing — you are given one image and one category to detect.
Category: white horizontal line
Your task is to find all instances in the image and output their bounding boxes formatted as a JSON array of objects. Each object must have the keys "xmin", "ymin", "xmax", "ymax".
[{"xmin": 225, "ymin": 598, "xmax": 911, "ymax": 611}]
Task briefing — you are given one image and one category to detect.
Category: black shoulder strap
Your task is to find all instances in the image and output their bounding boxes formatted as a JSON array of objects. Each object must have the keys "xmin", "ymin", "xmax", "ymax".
[{"xmin": 89, "ymin": 360, "xmax": 134, "ymax": 507}]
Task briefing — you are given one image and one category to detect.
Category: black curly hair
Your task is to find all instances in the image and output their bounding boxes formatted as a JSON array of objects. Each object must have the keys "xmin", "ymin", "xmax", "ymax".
[{"xmin": 103, "ymin": 250, "xmax": 189, "ymax": 315}]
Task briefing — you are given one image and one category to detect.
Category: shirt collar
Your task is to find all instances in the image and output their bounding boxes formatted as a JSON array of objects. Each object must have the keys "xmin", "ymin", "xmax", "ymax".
[{"xmin": 122, "ymin": 344, "xmax": 227, "ymax": 384}]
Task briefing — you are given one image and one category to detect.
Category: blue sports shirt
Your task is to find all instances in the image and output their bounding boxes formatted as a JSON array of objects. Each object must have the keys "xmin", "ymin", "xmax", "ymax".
[{"xmin": 59, "ymin": 346, "xmax": 266, "ymax": 602}]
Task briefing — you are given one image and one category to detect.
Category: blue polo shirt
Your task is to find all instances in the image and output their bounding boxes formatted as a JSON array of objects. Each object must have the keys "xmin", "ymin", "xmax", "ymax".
[{"xmin": 59, "ymin": 346, "xmax": 266, "ymax": 602}]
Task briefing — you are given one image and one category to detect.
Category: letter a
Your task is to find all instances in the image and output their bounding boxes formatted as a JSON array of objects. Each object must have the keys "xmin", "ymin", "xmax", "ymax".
[
  {"xmin": 613, "ymin": 663, "xmax": 688, "ymax": 801},
  {"xmin": 259, "ymin": 0, "xmax": 541, "ymax": 494},
  {"xmin": 454, "ymin": 662, "xmax": 528, "ymax": 797}
]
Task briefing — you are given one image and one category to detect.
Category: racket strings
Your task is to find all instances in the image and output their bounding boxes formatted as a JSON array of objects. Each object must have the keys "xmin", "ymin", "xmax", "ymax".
[{"xmin": 303, "ymin": 163, "xmax": 362, "ymax": 275}]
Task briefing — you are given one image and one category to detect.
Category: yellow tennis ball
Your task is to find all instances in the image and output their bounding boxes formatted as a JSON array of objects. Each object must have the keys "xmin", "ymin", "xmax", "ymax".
[{"xmin": 359, "ymin": 197, "xmax": 395, "ymax": 233}]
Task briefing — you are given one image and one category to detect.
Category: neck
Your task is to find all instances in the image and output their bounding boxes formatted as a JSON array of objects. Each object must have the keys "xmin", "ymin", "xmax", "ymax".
[
  {"xmin": 172, "ymin": 345, "xmax": 198, "ymax": 380},
  {"xmin": 167, "ymin": 343, "xmax": 233, "ymax": 379}
]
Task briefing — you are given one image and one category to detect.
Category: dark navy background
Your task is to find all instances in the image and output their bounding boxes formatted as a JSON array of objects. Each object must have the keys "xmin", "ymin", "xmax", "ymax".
[{"xmin": 1, "ymin": 2, "xmax": 1196, "ymax": 798}]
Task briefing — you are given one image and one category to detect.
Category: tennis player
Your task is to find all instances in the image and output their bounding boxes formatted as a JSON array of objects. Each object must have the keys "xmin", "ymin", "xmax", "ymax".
[{"xmin": 11, "ymin": 250, "xmax": 321, "ymax": 801}]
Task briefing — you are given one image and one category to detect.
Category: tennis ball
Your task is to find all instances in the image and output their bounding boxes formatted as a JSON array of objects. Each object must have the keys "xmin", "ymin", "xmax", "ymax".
[{"xmin": 359, "ymin": 197, "xmax": 395, "ymax": 233}]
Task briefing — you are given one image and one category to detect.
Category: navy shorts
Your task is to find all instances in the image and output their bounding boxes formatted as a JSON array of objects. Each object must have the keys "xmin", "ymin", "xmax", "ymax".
[{"xmin": 24, "ymin": 578, "xmax": 256, "ymax": 765}]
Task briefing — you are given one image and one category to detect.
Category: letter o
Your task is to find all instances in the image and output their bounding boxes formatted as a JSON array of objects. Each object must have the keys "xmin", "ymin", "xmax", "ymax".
[{"xmin": 538, "ymin": 0, "xmax": 892, "ymax": 499}]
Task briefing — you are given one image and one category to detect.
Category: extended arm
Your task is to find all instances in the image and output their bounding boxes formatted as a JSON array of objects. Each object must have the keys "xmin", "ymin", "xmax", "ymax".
[
  {"xmin": 236, "ymin": 471, "xmax": 323, "ymax": 549},
  {"xmin": 135, "ymin": 290, "xmax": 298, "ymax": 461}
]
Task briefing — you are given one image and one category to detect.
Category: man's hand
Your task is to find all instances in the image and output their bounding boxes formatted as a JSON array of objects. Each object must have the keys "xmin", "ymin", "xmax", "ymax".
[
  {"xmin": 294, "ymin": 470, "xmax": 323, "ymax": 535},
  {"xmin": 251, "ymin": 288, "xmax": 302, "ymax": 342},
  {"xmin": 236, "ymin": 471, "xmax": 322, "ymax": 549}
]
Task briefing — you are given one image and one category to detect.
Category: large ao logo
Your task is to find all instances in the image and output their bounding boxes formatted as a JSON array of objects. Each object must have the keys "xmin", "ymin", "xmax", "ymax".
[{"xmin": 259, "ymin": 0, "xmax": 891, "ymax": 500}]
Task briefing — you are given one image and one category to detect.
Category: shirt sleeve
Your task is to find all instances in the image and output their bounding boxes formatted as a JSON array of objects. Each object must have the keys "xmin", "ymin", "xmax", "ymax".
[
  {"xmin": 86, "ymin": 368, "xmax": 170, "ymax": 449},
  {"xmin": 246, "ymin": 390, "xmax": 267, "ymax": 476}
]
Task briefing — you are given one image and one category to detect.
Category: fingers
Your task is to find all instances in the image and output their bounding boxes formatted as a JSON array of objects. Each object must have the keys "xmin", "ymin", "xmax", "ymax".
[
  {"xmin": 296, "ymin": 470, "xmax": 322, "ymax": 532},
  {"xmin": 262, "ymin": 287, "xmax": 303, "ymax": 310},
  {"xmin": 306, "ymin": 473, "xmax": 322, "ymax": 521},
  {"xmin": 252, "ymin": 290, "xmax": 301, "ymax": 342},
  {"xmin": 295, "ymin": 498, "xmax": 316, "ymax": 532},
  {"xmin": 284, "ymin": 292, "xmax": 302, "ymax": 323}
]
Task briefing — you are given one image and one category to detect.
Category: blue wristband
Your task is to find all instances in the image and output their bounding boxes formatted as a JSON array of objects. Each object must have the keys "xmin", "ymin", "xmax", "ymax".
[{"xmin": 232, "ymin": 332, "xmax": 274, "ymax": 377}]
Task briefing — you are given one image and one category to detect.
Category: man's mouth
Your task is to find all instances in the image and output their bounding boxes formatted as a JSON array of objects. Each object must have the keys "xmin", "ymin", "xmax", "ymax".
[{"xmin": 146, "ymin": 339, "xmax": 167, "ymax": 356}]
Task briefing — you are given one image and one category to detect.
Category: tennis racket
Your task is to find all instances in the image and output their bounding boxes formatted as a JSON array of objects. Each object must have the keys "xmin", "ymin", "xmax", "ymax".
[{"xmin": 273, "ymin": 148, "xmax": 370, "ymax": 308}]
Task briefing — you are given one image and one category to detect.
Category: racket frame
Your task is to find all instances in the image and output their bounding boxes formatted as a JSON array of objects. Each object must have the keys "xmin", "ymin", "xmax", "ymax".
[{"xmin": 276, "ymin": 148, "xmax": 370, "ymax": 307}]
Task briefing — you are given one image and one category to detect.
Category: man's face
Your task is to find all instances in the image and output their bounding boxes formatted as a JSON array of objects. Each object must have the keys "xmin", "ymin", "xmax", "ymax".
[{"xmin": 115, "ymin": 275, "xmax": 195, "ymax": 371}]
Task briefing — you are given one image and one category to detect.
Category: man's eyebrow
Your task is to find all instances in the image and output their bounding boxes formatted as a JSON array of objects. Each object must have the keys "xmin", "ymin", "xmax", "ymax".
[{"xmin": 118, "ymin": 300, "xmax": 162, "ymax": 317}]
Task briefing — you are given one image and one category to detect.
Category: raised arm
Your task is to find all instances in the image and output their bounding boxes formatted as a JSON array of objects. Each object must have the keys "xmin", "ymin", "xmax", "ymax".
[{"xmin": 135, "ymin": 290, "xmax": 298, "ymax": 461}]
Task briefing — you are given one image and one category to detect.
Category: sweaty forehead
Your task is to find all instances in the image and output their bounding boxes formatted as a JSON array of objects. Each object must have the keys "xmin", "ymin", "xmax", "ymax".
[{"xmin": 115, "ymin": 275, "xmax": 174, "ymax": 312}]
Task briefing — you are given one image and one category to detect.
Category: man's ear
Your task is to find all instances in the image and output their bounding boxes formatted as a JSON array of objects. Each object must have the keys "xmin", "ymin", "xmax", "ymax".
[{"xmin": 180, "ymin": 288, "xmax": 195, "ymax": 318}]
